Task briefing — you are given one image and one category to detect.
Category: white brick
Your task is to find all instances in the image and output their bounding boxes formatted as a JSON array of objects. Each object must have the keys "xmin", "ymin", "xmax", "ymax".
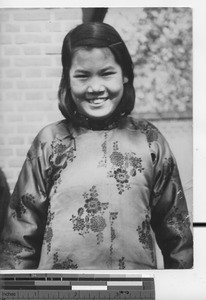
[
  {"xmin": 5, "ymin": 91, "xmax": 23, "ymax": 101},
  {"xmin": 8, "ymin": 137, "xmax": 25, "ymax": 145},
  {"xmin": 17, "ymin": 124, "xmax": 43, "ymax": 134},
  {"xmin": 0, "ymin": 34, "xmax": 12, "ymax": 44},
  {"xmin": 13, "ymin": 9, "xmax": 50, "ymax": 21},
  {"xmin": 25, "ymin": 113, "xmax": 45, "ymax": 122},
  {"xmin": 5, "ymin": 23, "xmax": 20, "ymax": 32},
  {"xmin": 54, "ymin": 9, "xmax": 81, "ymax": 20},
  {"xmin": 9, "ymin": 159, "xmax": 25, "ymax": 168},
  {"xmin": 15, "ymin": 34, "xmax": 51, "ymax": 44},
  {"xmin": 16, "ymin": 80, "xmax": 53, "ymax": 89},
  {"xmin": 0, "ymin": 58, "xmax": 11, "ymax": 67},
  {"xmin": 45, "ymin": 22, "xmax": 62, "ymax": 32},
  {"xmin": 24, "ymin": 23, "xmax": 42, "ymax": 32},
  {"xmin": 0, "ymin": 11, "xmax": 10, "ymax": 22},
  {"xmin": 25, "ymin": 69, "xmax": 42, "ymax": 78},
  {"xmin": 3, "ymin": 46, "xmax": 21, "ymax": 55},
  {"xmin": 45, "ymin": 45, "xmax": 61, "ymax": 55},
  {"xmin": 6, "ymin": 114, "xmax": 23, "ymax": 122},
  {"xmin": 14, "ymin": 57, "xmax": 51, "ymax": 67},
  {"xmin": 25, "ymin": 91, "xmax": 43, "ymax": 100},
  {"xmin": 5, "ymin": 69, "xmax": 22, "ymax": 78},
  {"xmin": 24, "ymin": 46, "xmax": 41, "ymax": 55},
  {"xmin": 16, "ymin": 148, "xmax": 28, "ymax": 157},
  {"xmin": 0, "ymin": 81, "xmax": 13, "ymax": 89},
  {"xmin": 45, "ymin": 68, "xmax": 62, "ymax": 77},
  {"xmin": 47, "ymin": 91, "xmax": 58, "ymax": 100},
  {"xmin": 0, "ymin": 148, "xmax": 13, "ymax": 156}
]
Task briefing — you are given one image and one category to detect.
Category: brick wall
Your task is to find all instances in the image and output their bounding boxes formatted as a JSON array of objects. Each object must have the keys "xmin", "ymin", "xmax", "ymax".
[
  {"xmin": 0, "ymin": 8, "xmax": 82, "ymax": 190},
  {"xmin": 0, "ymin": 8, "xmax": 192, "ymax": 216}
]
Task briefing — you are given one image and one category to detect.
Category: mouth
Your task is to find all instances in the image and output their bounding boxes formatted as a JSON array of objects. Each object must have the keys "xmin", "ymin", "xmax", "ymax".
[{"xmin": 87, "ymin": 97, "xmax": 108, "ymax": 105}]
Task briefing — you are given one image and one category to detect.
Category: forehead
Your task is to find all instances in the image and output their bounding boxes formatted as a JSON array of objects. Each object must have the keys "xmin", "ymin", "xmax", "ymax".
[{"xmin": 71, "ymin": 47, "xmax": 119, "ymax": 69}]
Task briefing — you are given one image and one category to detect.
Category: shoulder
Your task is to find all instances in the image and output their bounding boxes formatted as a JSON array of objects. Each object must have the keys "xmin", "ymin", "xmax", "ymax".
[
  {"xmin": 124, "ymin": 116, "xmax": 172, "ymax": 153},
  {"xmin": 123, "ymin": 116, "xmax": 160, "ymax": 141},
  {"xmin": 34, "ymin": 119, "xmax": 72, "ymax": 142},
  {"xmin": 27, "ymin": 119, "xmax": 73, "ymax": 160}
]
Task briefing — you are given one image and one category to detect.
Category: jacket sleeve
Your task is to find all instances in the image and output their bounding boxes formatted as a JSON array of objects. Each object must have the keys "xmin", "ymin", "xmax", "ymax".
[
  {"xmin": 149, "ymin": 126, "xmax": 193, "ymax": 269},
  {"xmin": 0, "ymin": 130, "xmax": 51, "ymax": 270}
]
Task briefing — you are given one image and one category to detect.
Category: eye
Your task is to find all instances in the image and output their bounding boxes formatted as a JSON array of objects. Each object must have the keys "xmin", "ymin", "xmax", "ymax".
[
  {"xmin": 102, "ymin": 72, "xmax": 115, "ymax": 77},
  {"xmin": 74, "ymin": 74, "xmax": 88, "ymax": 79}
]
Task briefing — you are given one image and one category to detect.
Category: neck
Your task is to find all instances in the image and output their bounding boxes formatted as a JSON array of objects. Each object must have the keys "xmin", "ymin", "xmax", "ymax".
[{"xmin": 73, "ymin": 111, "xmax": 125, "ymax": 130}]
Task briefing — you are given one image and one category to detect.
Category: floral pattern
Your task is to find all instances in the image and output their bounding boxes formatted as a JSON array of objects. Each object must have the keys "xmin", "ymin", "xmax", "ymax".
[
  {"xmin": 10, "ymin": 193, "xmax": 35, "ymax": 219},
  {"xmin": 107, "ymin": 141, "xmax": 144, "ymax": 194},
  {"xmin": 52, "ymin": 252, "xmax": 78, "ymax": 269},
  {"xmin": 98, "ymin": 132, "xmax": 108, "ymax": 168},
  {"xmin": 43, "ymin": 205, "xmax": 55, "ymax": 254},
  {"xmin": 0, "ymin": 240, "xmax": 33, "ymax": 267},
  {"xmin": 152, "ymin": 156, "xmax": 176, "ymax": 201},
  {"xmin": 106, "ymin": 212, "xmax": 118, "ymax": 268},
  {"xmin": 119, "ymin": 256, "xmax": 126, "ymax": 269},
  {"xmin": 166, "ymin": 206, "xmax": 191, "ymax": 239},
  {"xmin": 137, "ymin": 121, "xmax": 159, "ymax": 147},
  {"xmin": 163, "ymin": 157, "xmax": 175, "ymax": 181},
  {"xmin": 46, "ymin": 138, "xmax": 76, "ymax": 193},
  {"xmin": 137, "ymin": 209, "xmax": 155, "ymax": 263},
  {"xmin": 0, "ymin": 118, "xmax": 193, "ymax": 270},
  {"xmin": 70, "ymin": 186, "xmax": 109, "ymax": 245}
]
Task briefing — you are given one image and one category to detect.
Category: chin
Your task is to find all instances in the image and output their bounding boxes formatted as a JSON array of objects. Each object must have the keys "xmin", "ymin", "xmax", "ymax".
[
  {"xmin": 83, "ymin": 106, "xmax": 117, "ymax": 120},
  {"xmin": 85, "ymin": 111, "xmax": 114, "ymax": 120}
]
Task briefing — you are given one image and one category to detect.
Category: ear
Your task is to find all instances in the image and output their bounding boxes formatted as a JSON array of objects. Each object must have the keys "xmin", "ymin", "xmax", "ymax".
[{"xmin": 123, "ymin": 76, "xmax": 128, "ymax": 84}]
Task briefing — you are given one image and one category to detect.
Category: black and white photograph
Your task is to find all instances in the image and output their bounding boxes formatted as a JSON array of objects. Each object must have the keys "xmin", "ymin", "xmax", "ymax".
[{"xmin": 0, "ymin": 6, "xmax": 194, "ymax": 271}]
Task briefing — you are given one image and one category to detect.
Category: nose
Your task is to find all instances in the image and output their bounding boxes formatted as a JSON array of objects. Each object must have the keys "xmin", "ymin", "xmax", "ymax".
[{"xmin": 87, "ymin": 77, "xmax": 105, "ymax": 94}]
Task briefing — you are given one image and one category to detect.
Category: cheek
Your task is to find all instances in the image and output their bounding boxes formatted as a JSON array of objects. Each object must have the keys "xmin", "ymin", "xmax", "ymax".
[
  {"xmin": 110, "ymin": 81, "xmax": 124, "ymax": 97},
  {"xmin": 70, "ymin": 81, "xmax": 86, "ymax": 98}
]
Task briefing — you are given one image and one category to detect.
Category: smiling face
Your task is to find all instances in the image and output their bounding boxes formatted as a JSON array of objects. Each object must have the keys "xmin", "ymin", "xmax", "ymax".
[{"xmin": 69, "ymin": 47, "xmax": 128, "ymax": 120}]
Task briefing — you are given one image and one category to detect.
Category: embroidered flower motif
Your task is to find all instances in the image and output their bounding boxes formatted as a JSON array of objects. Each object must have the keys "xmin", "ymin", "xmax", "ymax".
[
  {"xmin": 163, "ymin": 156, "xmax": 175, "ymax": 181},
  {"xmin": 73, "ymin": 217, "xmax": 85, "ymax": 231},
  {"xmin": 114, "ymin": 168, "xmax": 129, "ymax": 183},
  {"xmin": 0, "ymin": 240, "xmax": 34, "ymax": 267},
  {"xmin": 52, "ymin": 252, "xmax": 78, "ymax": 269},
  {"xmin": 10, "ymin": 193, "xmax": 35, "ymax": 219},
  {"xmin": 53, "ymin": 143, "xmax": 67, "ymax": 155},
  {"xmin": 45, "ymin": 227, "xmax": 53, "ymax": 244},
  {"xmin": 78, "ymin": 207, "xmax": 84, "ymax": 216},
  {"xmin": 70, "ymin": 186, "xmax": 108, "ymax": 245},
  {"xmin": 138, "ymin": 121, "xmax": 159, "ymax": 146},
  {"xmin": 84, "ymin": 198, "xmax": 101, "ymax": 214},
  {"xmin": 106, "ymin": 142, "xmax": 144, "ymax": 194},
  {"xmin": 129, "ymin": 156, "xmax": 144, "ymax": 171},
  {"xmin": 98, "ymin": 135, "xmax": 144, "ymax": 194},
  {"xmin": 119, "ymin": 256, "xmax": 126, "ymax": 269},
  {"xmin": 98, "ymin": 132, "xmax": 108, "ymax": 168},
  {"xmin": 137, "ymin": 209, "xmax": 155, "ymax": 263},
  {"xmin": 179, "ymin": 259, "xmax": 189, "ymax": 269},
  {"xmin": 146, "ymin": 127, "xmax": 159, "ymax": 144},
  {"xmin": 106, "ymin": 212, "xmax": 118, "ymax": 269},
  {"xmin": 111, "ymin": 227, "xmax": 116, "ymax": 241},
  {"xmin": 166, "ymin": 206, "xmax": 191, "ymax": 239},
  {"xmin": 110, "ymin": 151, "xmax": 124, "ymax": 167},
  {"xmin": 46, "ymin": 138, "xmax": 76, "ymax": 193},
  {"xmin": 90, "ymin": 215, "xmax": 106, "ymax": 232},
  {"xmin": 43, "ymin": 206, "xmax": 55, "ymax": 254}
]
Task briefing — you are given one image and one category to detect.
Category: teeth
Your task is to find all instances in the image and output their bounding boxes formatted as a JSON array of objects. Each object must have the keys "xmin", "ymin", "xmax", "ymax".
[{"xmin": 89, "ymin": 98, "xmax": 107, "ymax": 104}]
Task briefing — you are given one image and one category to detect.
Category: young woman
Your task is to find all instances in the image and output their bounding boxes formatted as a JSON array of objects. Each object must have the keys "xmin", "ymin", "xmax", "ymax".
[{"xmin": 0, "ymin": 22, "xmax": 193, "ymax": 270}]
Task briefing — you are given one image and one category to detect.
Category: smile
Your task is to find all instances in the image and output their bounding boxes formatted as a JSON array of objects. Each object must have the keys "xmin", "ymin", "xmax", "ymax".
[{"xmin": 88, "ymin": 98, "xmax": 108, "ymax": 105}]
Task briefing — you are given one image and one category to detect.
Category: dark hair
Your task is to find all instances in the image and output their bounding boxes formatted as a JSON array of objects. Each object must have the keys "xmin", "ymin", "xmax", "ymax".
[{"xmin": 58, "ymin": 22, "xmax": 135, "ymax": 126}]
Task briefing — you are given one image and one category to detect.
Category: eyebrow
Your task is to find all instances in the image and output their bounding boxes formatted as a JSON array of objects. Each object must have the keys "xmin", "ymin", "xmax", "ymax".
[{"xmin": 73, "ymin": 66, "xmax": 116, "ymax": 73}]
